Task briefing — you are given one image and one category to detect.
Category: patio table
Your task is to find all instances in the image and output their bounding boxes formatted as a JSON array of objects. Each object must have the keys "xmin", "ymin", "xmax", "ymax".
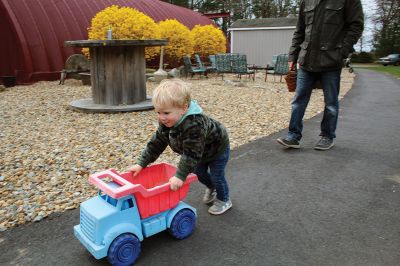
[{"xmin": 64, "ymin": 39, "xmax": 167, "ymax": 112}]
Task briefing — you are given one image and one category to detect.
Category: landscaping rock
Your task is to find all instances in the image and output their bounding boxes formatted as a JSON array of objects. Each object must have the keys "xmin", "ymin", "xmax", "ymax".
[
  {"xmin": 168, "ymin": 68, "xmax": 181, "ymax": 78},
  {"xmin": 0, "ymin": 71, "xmax": 355, "ymax": 229},
  {"xmin": 153, "ymin": 69, "xmax": 168, "ymax": 82},
  {"xmin": 223, "ymin": 79, "xmax": 247, "ymax": 87}
]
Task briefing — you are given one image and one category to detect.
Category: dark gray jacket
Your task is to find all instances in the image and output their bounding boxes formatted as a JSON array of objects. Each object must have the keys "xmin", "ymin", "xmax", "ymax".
[{"xmin": 289, "ymin": 0, "xmax": 364, "ymax": 72}]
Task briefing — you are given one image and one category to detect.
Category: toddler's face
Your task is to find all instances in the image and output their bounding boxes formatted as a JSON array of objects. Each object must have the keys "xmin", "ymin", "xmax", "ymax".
[{"xmin": 155, "ymin": 105, "xmax": 188, "ymax": 128}]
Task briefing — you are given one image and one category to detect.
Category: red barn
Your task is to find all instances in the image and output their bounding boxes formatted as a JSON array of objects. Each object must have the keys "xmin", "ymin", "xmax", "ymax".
[{"xmin": 0, "ymin": 0, "xmax": 214, "ymax": 85}]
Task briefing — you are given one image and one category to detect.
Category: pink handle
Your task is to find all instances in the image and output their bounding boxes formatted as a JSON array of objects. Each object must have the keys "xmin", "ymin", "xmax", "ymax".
[
  {"xmin": 89, "ymin": 168, "xmax": 198, "ymax": 199},
  {"xmin": 89, "ymin": 169, "xmax": 137, "ymax": 198}
]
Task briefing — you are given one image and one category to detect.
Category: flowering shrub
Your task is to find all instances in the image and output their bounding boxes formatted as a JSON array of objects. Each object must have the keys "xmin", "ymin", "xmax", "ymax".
[
  {"xmin": 84, "ymin": 5, "xmax": 160, "ymax": 59},
  {"xmin": 158, "ymin": 19, "xmax": 194, "ymax": 67},
  {"xmin": 191, "ymin": 25, "xmax": 226, "ymax": 57}
]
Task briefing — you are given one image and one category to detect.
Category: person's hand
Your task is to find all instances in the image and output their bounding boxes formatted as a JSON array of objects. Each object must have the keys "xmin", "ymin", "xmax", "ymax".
[
  {"xmin": 169, "ymin": 176, "xmax": 184, "ymax": 191},
  {"xmin": 288, "ymin": 61, "xmax": 295, "ymax": 71},
  {"xmin": 127, "ymin": 164, "xmax": 143, "ymax": 176}
]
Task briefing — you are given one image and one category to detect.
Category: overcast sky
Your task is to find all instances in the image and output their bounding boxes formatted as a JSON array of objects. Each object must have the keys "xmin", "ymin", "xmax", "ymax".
[
  {"xmin": 358, "ymin": 0, "xmax": 377, "ymax": 51},
  {"xmin": 361, "ymin": 0, "xmax": 376, "ymax": 10}
]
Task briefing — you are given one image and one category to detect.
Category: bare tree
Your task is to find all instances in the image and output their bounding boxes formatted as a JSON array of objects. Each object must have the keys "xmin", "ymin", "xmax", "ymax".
[
  {"xmin": 252, "ymin": 0, "xmax": 299, "ymax": 18},
  {"xmin": 373, "ymin": 0, "xmax": 400, "ymax": 56},
  {"xmin": 160, "ymin": 0, "xmax": 190, "ymax": 8}
]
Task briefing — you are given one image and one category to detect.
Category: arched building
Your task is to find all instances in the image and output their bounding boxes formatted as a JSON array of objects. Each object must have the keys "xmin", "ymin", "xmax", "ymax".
[{"xmin": 0, "ymin": 0, "xmax": 214, "ymax": 85}]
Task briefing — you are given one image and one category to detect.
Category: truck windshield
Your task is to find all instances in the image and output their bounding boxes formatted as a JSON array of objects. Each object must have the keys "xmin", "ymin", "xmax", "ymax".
[{"xmin": 98, "ymin": 190, "xmax": 118, "ymax": 207}]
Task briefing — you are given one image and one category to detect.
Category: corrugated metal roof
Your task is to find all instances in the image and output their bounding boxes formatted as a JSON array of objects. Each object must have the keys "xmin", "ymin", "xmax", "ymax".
[
  {"xmin": 0, "ymin": 0, "xmax": 214, "ymax": 84},
  {"xmin": 230, "ymin": 17, "xmax": 298, "ymax": 29}
]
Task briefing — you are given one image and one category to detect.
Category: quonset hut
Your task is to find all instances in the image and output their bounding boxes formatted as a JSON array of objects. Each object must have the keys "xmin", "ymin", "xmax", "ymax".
[{"xmin": 0, "ymin": 0, "xmax": 214, "ymax": 85}]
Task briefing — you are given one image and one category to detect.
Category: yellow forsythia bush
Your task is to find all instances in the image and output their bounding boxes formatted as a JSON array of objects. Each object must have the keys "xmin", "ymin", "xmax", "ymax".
[
  {"xmin": 158, "ymin": 19, "xmax": 194, "ymax": 67},
  {"xmin": 85, "ymin": 5, "xmax": 161, "ymax": 60},
  {"xmin": 191, "ymin": 25, "xmax": 226, "ymax": 57}
]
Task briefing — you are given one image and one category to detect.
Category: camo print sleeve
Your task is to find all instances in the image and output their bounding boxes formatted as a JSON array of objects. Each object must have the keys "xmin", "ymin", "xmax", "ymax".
[
  {"xmin": 175, "ymin": 122, "xmax": 206, "ymax": 180},
  {"xmin": 138, "ymin": 114, "xmax": 229, "ymax": 180},
  {"xmin": 137, "ymin": 125, "xmax": 168, "ymax": 167}
]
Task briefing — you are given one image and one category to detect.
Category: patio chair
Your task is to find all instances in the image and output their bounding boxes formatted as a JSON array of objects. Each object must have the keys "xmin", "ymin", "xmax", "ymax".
[
  {"xmin": 182, "ymin": 55, "xmax": 207, "ymax": 78},
  {"xmin": 231, "ymin": 54, "xmax": 255, "ymax": 81},
  {"xmin": 266, "ymin": 55, "xmax": 278, "ymax": 71},
  {"xmin": 215, "ymin": 54, "xmax": 232, "ymax": 80},
  {"xmin": 194, "ymin": 54, "xmax": 217, "ymax": 74},
  {"xmin": 194, "ymin": 54, "xmax": 205, "ymax": 69},
  {"xmin": 209, "ymin": 55, "xmax": 217, "ymax": 71},
  {"xmin": 59, "ymin": 54, "xmax": 90, "ymax": 85},
  {"xmin": 265, "ymin": 54, "xmax": 289, "ymax": 82}
]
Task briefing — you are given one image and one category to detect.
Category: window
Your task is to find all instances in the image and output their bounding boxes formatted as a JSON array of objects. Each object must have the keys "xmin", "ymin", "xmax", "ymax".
[
  {"xmin": 98, "ymin": 190, "xmax": 118, "ymax": 207},
  {"xmin": 121, "ymin": 198, "xmax": 134, "ymax": 210},
  {"xmin": 107, "ymin": 196, "xmax": 118, "ymax": 207}
]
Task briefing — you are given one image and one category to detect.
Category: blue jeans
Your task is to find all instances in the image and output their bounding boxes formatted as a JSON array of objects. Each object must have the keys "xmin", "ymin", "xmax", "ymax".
[
  {"xmin": 287, "ymin": 68, "xmax": 341, "ymax": 141},
  {"xmin": 193, "ymin": 145, "xmax": 230, "ymax": 202}
]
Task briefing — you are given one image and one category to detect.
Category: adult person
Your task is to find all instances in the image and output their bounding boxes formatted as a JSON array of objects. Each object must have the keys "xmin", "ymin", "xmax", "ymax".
[{"xmin": 277, "ymin": 0, "xmax": 364, "ymax": 150}]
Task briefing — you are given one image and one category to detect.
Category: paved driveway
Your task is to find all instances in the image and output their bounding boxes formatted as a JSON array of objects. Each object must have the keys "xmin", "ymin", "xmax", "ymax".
[{"xmin": 1, "ymin": 69, "xmax": 399, "ymax": 266}]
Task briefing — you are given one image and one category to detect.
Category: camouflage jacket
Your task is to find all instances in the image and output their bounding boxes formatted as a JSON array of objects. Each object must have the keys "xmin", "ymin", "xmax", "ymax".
[{"xmin": 138, "ymin": 101, "xmax": 229, "ymax": 181}]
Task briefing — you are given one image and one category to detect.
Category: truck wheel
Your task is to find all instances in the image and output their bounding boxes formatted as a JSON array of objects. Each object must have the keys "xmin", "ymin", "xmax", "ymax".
[
  {"xmin": 107, "ymin": 233, "xmax": 141, "ymax": 266},
  {"xmin": 168, "ymin": 209, "xmax": 196, "ymax": 240}
]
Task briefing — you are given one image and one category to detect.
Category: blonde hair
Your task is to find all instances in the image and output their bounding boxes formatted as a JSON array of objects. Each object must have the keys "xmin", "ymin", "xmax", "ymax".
[{"xmin": 152, "ymin": 79, "xmax": 191, "ymax": 108}]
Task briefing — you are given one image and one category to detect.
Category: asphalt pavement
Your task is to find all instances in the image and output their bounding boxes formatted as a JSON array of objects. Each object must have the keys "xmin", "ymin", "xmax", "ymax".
[{"xmin": 1, "ymin": 69, "xmax": 399, "ymax": 266}]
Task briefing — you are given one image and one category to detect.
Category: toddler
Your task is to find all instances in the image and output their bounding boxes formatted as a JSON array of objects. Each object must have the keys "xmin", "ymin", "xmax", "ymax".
[{"xmin": 129, "ymin": 79, "xmax": 232, "ymax": 215}]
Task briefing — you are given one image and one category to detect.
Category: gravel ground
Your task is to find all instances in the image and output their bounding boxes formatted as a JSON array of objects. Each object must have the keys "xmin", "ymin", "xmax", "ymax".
[{"xmin": 0, "ymin": 71, "xmax": 355, "ymax": 230}]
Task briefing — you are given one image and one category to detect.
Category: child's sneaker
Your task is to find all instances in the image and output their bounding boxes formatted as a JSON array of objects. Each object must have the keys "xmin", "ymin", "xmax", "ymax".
[
  {"xmin": 208, "ymin": 199, "xmax": 232, "ymax": 215},
  {"xmin": 202, "ymin": 188, "xmax": 216, "ymax": 204}
]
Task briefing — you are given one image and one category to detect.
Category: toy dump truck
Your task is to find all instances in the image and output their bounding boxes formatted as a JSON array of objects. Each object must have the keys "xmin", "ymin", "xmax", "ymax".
[{"xmin": 74, "ymin": 163, "xmax": 197, "ymax": 265}]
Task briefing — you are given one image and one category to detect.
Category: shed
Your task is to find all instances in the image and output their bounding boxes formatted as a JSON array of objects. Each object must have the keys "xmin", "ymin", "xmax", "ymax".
[
  {"xmin": 229, "ymin": 18, "xmax": 297, "ymax": 67},
  {"xmin": 0, "ymin": 0, "xmax": 214, "ymax": 85}
]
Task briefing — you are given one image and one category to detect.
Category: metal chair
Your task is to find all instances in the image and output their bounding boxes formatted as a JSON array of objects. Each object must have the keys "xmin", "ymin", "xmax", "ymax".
[
  {"xmin": 194, "ymin": 54, "xmax": 216, "ymax": 73},
  {"xmin": 209, "ymin": 55, "xmax": 217, "ymax": 71},
  {"xmin": 182, "ymin": 55, "xmax": 207, "ymax": 78},
  {"xmin": 215, "ymin": 54, "xmax": 231, "ymax": 80},
  {"xmin": 231, "ymin": 54, "xmax": 255, "ymax": 81},
  {"xmin": 265, "ymin": 54, "xmax": 288, "ymax": 82},
  {"xmin": 266, "ymin": 55, "xmax": 278, "ymax": 71}
]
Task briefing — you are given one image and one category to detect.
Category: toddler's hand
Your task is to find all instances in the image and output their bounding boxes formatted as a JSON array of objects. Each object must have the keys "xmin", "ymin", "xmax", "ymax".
[
  {"xmin": 128, "ymin": 164, "xmax": 143, "ymax": 176},
  {"xmin": 169, "ymin": 176, "xmax": 183, "ymax": 191}
]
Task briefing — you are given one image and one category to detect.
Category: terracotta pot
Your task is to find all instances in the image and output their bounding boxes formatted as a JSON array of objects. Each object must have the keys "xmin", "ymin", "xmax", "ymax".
[{"xmin": 284, "ymin": 70, "xmax": 297, "ymax": 92}]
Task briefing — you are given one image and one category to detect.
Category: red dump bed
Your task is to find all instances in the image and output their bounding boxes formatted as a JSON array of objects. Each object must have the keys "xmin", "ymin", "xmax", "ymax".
[{"xmin": 89, "ymin": 163, "xmax": 197, "ymax": 219}]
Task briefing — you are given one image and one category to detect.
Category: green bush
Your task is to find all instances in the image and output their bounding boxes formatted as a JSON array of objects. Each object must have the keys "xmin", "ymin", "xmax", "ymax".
[{"xmin": 351, "ymin": 52, "xmax": 375, "ymax": 63}]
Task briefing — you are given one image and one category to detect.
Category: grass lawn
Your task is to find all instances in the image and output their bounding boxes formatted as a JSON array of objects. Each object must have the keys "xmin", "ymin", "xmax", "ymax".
[{"xmin": 356, "ymin": 64, "xmax": 400, "ymax": 78}]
